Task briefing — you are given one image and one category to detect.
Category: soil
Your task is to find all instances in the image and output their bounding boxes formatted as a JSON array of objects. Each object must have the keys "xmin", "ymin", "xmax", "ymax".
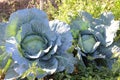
[{"xmin": 0, "ymin": 0, "xmax": 59, "ymax": 22}]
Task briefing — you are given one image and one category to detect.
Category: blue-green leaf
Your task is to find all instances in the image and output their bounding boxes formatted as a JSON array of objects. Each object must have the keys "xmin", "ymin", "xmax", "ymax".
[{"xmin": 0, "ymin": 23, "xmax": 7, "ymax": 46}]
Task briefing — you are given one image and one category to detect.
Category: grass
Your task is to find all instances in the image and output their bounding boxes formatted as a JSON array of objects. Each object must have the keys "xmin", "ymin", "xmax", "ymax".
[{"xmin": 44, "ymin": 0, "xmax": 120, "ymax": 23}]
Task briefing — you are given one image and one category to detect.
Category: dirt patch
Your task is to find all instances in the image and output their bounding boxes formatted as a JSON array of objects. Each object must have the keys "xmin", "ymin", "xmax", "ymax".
[
  {"xmin": 0, "ymin": 0, "xmax": 39, "ymax": 22},
  {"xmin": 0, "ymin": 0, "xmax": 60, "ymax": 22}
]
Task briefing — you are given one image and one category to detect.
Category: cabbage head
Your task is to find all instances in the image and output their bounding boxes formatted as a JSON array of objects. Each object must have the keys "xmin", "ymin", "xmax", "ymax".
[
  {"xmin": 5, "ymin": 8, "xmax": 76, "ymax": 79},
  {"xmin": 78, "ymin": 30, "xmax": 101, "ymax": 54},
  {"xmin": 70, "ymin": 11, "xmax": 120, "ymax": 67}
]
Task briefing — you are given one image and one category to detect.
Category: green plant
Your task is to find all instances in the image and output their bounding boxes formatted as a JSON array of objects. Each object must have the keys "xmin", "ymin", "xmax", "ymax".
[
  {"xmin": 112, "ymin": 57, "xmax": 120, "ymax": 78},
  {"xmin": 44, "ymin": 0, "xmax": 61, "ymax": 20},
  {"xmin": 52, "ymin": 59, "xmax": 120, "ymax": 80},
  {"xmin": 21, "ymin": 62, "xmax": 45, "ymax": 80},
  {"xmin": 111, "ymin": 0, "xmax": 120, "ymax": 20},
  {"xmin": 70, "ymin": 11, "xmax": 119, "ymax": 69},
  {"xmin": 44, "ymin": 0, "xmax": 120, "ymax": 23},
  {"xmin": 3, "ymin": 8, "xmax": 76, "ymax": 79}
]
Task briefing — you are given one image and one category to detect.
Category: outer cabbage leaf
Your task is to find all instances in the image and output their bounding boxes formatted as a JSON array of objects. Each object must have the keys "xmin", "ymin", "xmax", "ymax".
[
  {"xmin": 56, "ymin": 53, "xmax": 77, "ymax": 73},
  {"xmin": 100, "ymin": 12, "xmax": 114, "ymax": 26},
  {"xmin": 49, "ymin": 20, "xmax": 72, "ymax": 53},
  {"xmin": 49, "ymin": 20, "xmax": 77, "ymax": 73},
  {"xmin": 0, "ymin": 23, "xmax": 16, "ymax": 79},
  {"xmin": 5, "ymin": 37, "xmax": 29, "ymax": 79},
  {"xmin": 79, "ymin": 11, "xmax": 93, "ymax": 23},
  {"xmin": 70, "ymin": 16, "xmax": 90, "ymax": 40},
  {"xmin": 96, "ymin": 44, "xmax": 118, "ymax": 69},
  {"xmin": 0, "ymin": 23, "xmax": 7, "ymax": 46},
  {"xmin": 0, "ymin": 47, "xmax": 16, "ymax": 80}
]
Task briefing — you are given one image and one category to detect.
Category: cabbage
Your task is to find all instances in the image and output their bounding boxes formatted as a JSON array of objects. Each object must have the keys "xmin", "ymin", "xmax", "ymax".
[
  {"xmin": 70, "ymin": 11, "xmax": 120, "ymax": 68},
  {"xmin": 4, "ymin": 8, "xmax": 76, "ymax": 79}
]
